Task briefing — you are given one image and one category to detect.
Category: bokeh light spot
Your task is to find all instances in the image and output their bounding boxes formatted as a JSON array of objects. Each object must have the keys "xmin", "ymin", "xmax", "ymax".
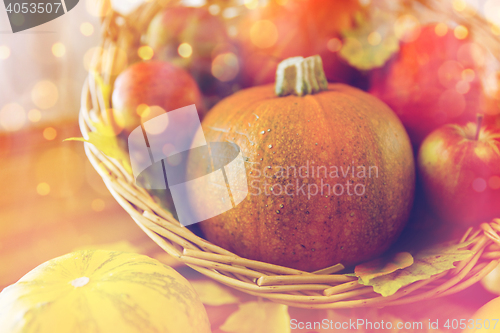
[
  {"xmin": 36, "ymin": 147, "xmax": 84, "ymax": 198},
  {"xmin": 31, "ymin": 80, "xmax": 58, "ymax": 110},
  {"xmin": 454, "ymin": 25, "xmax": 468, "ymax": 39},
  {"xmin": 455, "ymin": 80, "xmax": 470, "ymax": 94},
  {"xmin": 250, "ymin": 20, "xmax": 278, "ymax": 49},
  {"xmin": 43, "ymin": 127, "xmax": 57, "ymax": 140},
  {"xmin": 28, "ymin": 109, "xmax": 41, "ymax": 122},
  {"xmin": 138, "ymin": 45, "xmax": 154, "ymax": 60},
  {"xmin": 80, "ymin": 22, "xmax": 94, "ymax": 36},
  {"xmin": 472, "ymin": 178, "xmax": 487, "ymax": 192},
  {"xmin": 52, "ymin": 42, "xmax": 66, "ymax": 57},
  {"xmin": 0, "ymin": 45, "xmax": 10, "ymax": 60},
  {"xmin": 136, "ymin": 104, "xmax": 150, "ymax": 117},
  {"xmin": 143, "ymin": 106, "xmax": 168, "ymax": 133},
  {"xmin": 91, "ymin": 198, "xmax": 105, "ymax": 212},
  {"xmin": 462, "ymin": 68, "xmax": 475, "ymax": 82},
  {"xmin": 208, "ymin": 4, "xmax": 220, "ymax": 15},
  {"xmin": 438, "ymin": 60, "xmax": 463, "ymax": 89},
  {"xmin": 489, "ymin": 176, "xmax": 500, "ymax": 190},
  {"xmin": 367, "ymin": 31, "xmax": 381, "ymax": 46},
  {"xmin": 434, "ymin": 23, "xmax": 448, "ymax": 36},
  {"xmin": 394, "ymin": 14, "xmax": 421, "ymax": 42},
  {"xmin": 327, "ymin": 38, "xmax": 342, "ymax": 52},
  {"xmin": 86, "ymin": 0, "xmax": 111, "ymax": 17},
  {"xmin": 0, "ymin": 103, "xmax": 26, "ymax": 132},
  {"xmin": 212, "ymin": 52, "xmax": 239, "ymax": 82},
  {"xmin": 178, "ymin": 43, "xmax": 193, "ymax": 58},
  {"xmin": 452, "ymin": 0, "xmax": 467, "ymax": 11},
  {"xmin": 244, "ymin": 0, "xmax": 258, "ymax": 9},
  {"xmin": 37, "ymin": 183, "xmax": 50, "ymax": 196},
  {"xmin": 491, "ymin": 24, "xmax": 500, "ymax": 35}
]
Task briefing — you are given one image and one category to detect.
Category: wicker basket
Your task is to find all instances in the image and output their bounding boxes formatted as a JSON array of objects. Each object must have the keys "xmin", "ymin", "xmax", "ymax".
[{"xmin": 80, "ymin": 0, "xmax": 500, "ymax": 308}]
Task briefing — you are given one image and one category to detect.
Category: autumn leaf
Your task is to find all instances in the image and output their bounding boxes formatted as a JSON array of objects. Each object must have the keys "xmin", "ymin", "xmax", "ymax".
[
  {"xmin": 219, "ymin": 301, "xmax": 291, "ymax": 333},
  {"xmin": 359, "ymin": 241, "xmax": 475, "ymax": 297},
  {"xmin": 65, "ymin": 132, "xmax": 132, "ymax": 174},
  {"xmin": 355, "ymin": 252, "xmax": 414, "ymax": 284},
  {"xmin": 340, "ymin": 9, "xmax": 400, "ymax": 70},
  {"xmin": 190, "ymin": 280, "xmax": 239, "ymax": 306}
]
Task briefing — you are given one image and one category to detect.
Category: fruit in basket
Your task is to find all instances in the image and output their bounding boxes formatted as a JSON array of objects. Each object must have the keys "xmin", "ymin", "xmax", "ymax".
[
  {"xmin": 370, "ymin": 24, "xmax": 486, "ymax": 146},
  {"xmin": 237, "ymin": 0, "xmax": 361, "ymax": 88},
  {"xmin": 463, "ymin": 296, "xmax": 500, "ymax": 333},
  {"xmin": 418, "ymin": 116, "xmax": 500, "ymax": 225},
  {"xmin": 145, "ymin": 7, "xmax": 233, "ymax": 94},
  {"xmin": 111, "ymin": 60, "xmax": 204, "ymax": 135},
  {"xmin": 0, "ymin": 250, "xmax": 211, "ymax": 333},
  {"xmin": 481, "ymin": 261, "xmax": 500, "ymax": 295},
  {"xmin": 188, "ymin": 55, "xmax": 415, "ymax": 271}
]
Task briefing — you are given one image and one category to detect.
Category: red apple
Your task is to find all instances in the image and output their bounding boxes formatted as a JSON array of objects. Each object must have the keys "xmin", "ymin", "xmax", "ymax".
[
  {"xmin": 237, "ymin": 0, "xmax": 362, "ymax": 87},
  {"xmin": 418, "ymin": 116, "xmax": 500, "ymax": 225},
  {"xmin": 370, "ymin": 24, "xmax": 487, "ymax": 146},
  {"xmin": 111, "ymin": 61, "xmax": 205, "ymax": 135}
]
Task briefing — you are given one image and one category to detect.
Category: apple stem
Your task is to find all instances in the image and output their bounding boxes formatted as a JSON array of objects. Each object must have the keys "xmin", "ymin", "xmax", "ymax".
[{"xmin": 475, "ymin": 114, "xmax": 484, "ymax": 141}]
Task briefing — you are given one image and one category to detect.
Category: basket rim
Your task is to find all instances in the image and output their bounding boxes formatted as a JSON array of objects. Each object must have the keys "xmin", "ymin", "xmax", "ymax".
[{"xmin": 78, "ymin": 0, "xmax": 500, "ymax": 309}]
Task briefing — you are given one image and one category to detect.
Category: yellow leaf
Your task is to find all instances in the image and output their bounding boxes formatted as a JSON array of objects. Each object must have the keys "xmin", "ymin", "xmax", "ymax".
[
  {"xmin": 65, "ymin": 132, "xmax": 132, "ymax": 174},
  {"xmin": 360, "ymin": 240, "xmax": 475, "ymax": 297},
  {"xmin": 220, "ymin": 301, "xmax": 290, "ymax": 333},
  {"xmin": 190, "ymin": 280, "xmax": 239, "ymax": 306},
  {"xmin": 92, "ymin": 70, "xmax": 112, "ymax": 111},
  {"xmin": 340, "ymin": 9, "xmax": 400, "ymax": 70},
  {"xmin": 355, "ymin": 252, "xmax": 414, "ymax": 284}
]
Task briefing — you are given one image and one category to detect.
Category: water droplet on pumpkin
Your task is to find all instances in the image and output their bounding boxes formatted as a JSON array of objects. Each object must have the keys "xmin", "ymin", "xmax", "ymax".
[
  {"xmin": 350, "ymin": 212, "xmax": 355, "ymax": 217},
  {"xmin": 280, "ymin": 204, "xmax": 284, "ymax": 208},
  {"xmin": 260, "ymin": 158, "xmax": 263, "ymax": 161},
  {"xmin": 315, "ymin": 143, "xmax": 318, "ymax": 145},
  {"xmin": 276, "ymin": 210, "xmax": 280, "ymax": 214},
  {"xmin": 268, "ymin": 144, "xmax": 273, "ymax": 148},
  {"xmin": 270, "ymin": 187, "xmax": 274, "ymax": 191},
  {"xmin": 267, "ymin": 129, "xmax": 271, "ymax": 132},
  {"xmin": 267, "ymin": 166, "xmax": 271, "ymax": 169},
  {"xmin": 261, "ymin": 131, "xmax": 265, "ymax": 134}
]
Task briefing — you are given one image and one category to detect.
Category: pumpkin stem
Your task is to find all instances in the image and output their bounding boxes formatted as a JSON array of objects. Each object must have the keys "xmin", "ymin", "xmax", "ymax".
[{"xmin": 275, "ymin": 55, "xmax": 328, "ymax": 97}]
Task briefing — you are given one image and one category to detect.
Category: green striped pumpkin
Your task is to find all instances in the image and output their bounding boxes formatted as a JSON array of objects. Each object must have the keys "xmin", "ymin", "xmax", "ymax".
[{"xmin": 0, "ymin": 250, "xmax": 211, "ymax": 333}]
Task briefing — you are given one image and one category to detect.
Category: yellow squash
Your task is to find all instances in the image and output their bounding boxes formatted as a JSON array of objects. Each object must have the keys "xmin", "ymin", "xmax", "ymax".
[{"xmin": 0, "ymin": 250, "xmax": 211, "ymax": 333}]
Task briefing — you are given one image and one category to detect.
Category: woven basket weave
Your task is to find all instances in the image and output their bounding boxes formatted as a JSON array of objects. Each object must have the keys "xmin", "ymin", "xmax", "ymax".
[{"xmin": 80, "ymin": 0, "xmax": 500, "ymax": 308}]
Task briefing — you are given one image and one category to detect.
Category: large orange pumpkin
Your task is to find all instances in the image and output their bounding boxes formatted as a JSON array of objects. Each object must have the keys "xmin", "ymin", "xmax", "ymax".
[{"xmin": 188, "ymin": 56, "xmax": 415, "ymax": 271}]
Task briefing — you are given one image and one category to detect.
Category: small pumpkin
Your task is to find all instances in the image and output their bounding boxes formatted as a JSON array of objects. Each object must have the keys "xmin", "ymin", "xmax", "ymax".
[
  {"xmin": 188, "ymin": 55, "xmax": 415, "ymax": 271},
  {"xmin": 0, "ymin": 250, "xmax": 211, "ymax": 333}
]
